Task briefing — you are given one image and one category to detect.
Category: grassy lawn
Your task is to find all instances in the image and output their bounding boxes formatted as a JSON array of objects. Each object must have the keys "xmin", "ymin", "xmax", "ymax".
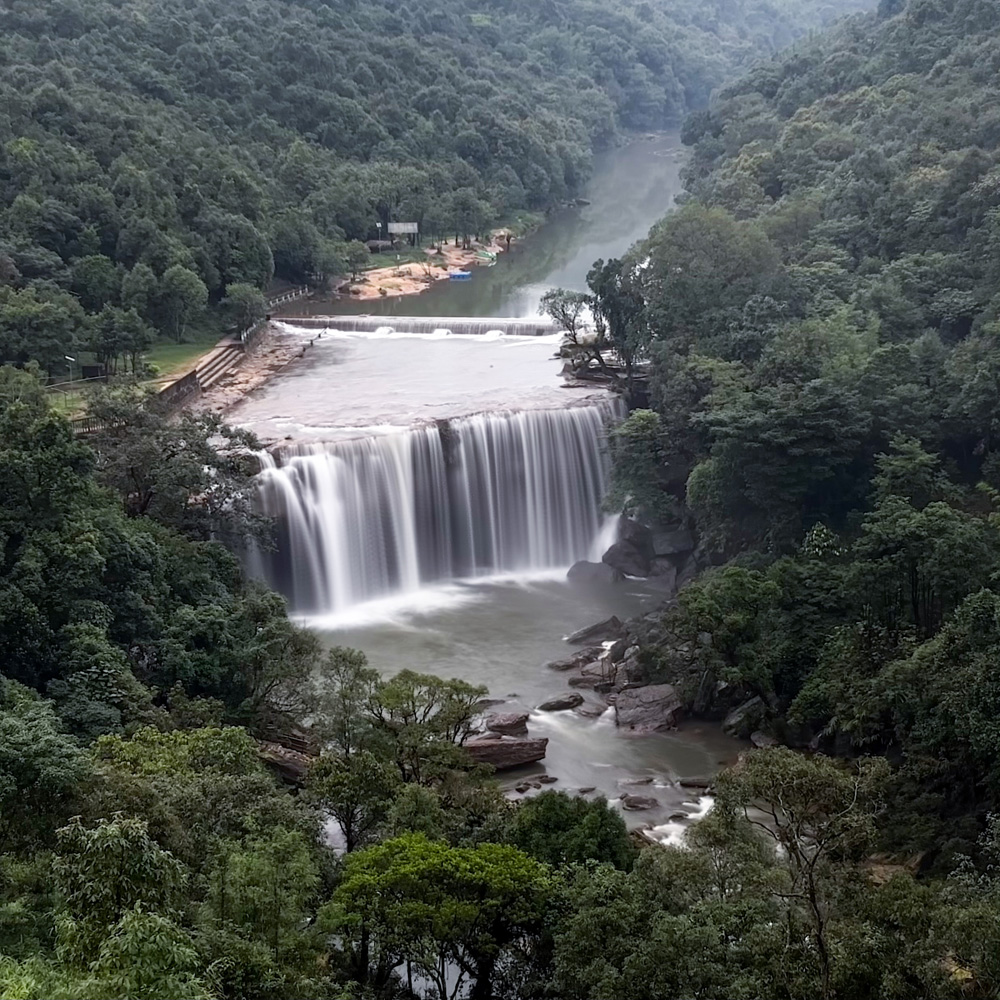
[
  {"xmin": 47, "ymin": 387, "xmax": 87, "ymax": 418},
  {"xmin": 144, "ymin": 329, "xmax": 223, "ymax": 379}
]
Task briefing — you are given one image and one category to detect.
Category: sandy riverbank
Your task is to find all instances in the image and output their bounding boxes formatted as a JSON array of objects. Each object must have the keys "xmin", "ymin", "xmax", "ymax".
[{"xmin": 338, "ymin": 231, "xmax": 513, "ymax": 301}]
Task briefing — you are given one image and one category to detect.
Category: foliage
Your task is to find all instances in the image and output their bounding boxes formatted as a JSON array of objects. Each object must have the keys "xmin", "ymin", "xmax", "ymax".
[
  {"xmin": 0, "ymin": 0, "xmax": 870, "ymax": 371},
  {"xmin": 324, "ymin": 833, "xmax": 552, "ymax": 999}
]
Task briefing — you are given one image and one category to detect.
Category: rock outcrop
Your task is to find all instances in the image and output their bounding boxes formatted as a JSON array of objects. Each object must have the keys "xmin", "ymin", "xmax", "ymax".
[
  {"xmin": 651, "ymin": 528, "xmax": 696, "ymax": 557},
  {"xmin": 466, "ymin": 734, "xmax": 548, "ymax": 770},
  {"xmin": 564, "ymin": 616, "xmax": 626, "ymax": 645},
  {"xmin": 613, "ymin": 683, "xmax": 682, "ymax": 733},
  {"xmin": 545, "ymin": 646, "xmax": 604, "ymax": 671},
  {"xmin": 722, "ymin": 697, "xmax": 766, "ymax": 739},
  {"xmin": 602, "ymin": 540, "xmax": 651, "ymax": 578}
]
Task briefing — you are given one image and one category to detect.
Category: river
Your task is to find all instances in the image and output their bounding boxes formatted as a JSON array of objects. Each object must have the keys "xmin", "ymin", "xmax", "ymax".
[{"xmin": 233, "ymin": 134, "xmax": 742, "ymax": 837}]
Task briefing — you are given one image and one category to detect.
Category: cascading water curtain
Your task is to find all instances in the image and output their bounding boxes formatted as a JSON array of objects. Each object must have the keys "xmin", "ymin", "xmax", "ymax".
[{"xmin": 252, "ymin": 399, "xmax": 625, "ymax": 614}]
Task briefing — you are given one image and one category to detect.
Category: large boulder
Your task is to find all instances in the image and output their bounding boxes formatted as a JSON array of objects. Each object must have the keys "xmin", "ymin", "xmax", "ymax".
[
  {"xmin": 652, "ymin": 528, "xmax": 696, "ymax": 557},
  {"xmin": 465, "ymin": 735, "xmax": 548, "ymax": 770},
  {"xmin": 602, "ymin": 540, "xmax": 651, "ymax": 577},
  {"xmin": 485, "ymin": 712, "xmax": 529, "ymax": 736},
  {"xmin": 568, "ymin": 560, "xmax": 625, "ymax": 585},
  {"xmin": 619, "ymin": 517, "xmax": 654, "ymax": 552},
  {"xmin": 722, "ymin": 696, "xmax": 766, "ymax": 739},
  {"xmin": 613, "ymin": 684, "xmax": 682, "ymax": 733},
  {"xmin": 538, "ymin": 693, "xmax": 585, "ymax": 712},
  {"xmin": 564, "ymin": 616, "xmax": 626, "ymax": 645},
  {"xmin": 646, "ymin": 558, "xmax": 678, "ymax": 594}
]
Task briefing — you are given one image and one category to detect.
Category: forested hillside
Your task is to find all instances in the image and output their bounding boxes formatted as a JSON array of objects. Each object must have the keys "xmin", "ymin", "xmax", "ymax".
[
  {"xmin": 604, "ymin": 0, "xmax": 1000, "ymax": 858},
  {"xmin": 0, "ymin": 0, "xmax": 867, "ymax": 372}
]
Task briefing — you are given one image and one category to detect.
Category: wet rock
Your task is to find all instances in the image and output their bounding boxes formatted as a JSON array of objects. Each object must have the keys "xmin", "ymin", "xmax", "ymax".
[
  {"xmin": 574, "ymin": 704, "xmax": 606, "ymax": 718},
  {"xmin": 568, "ymin": 560, "xmax": 624, "ymax": 585},
  {"xmin": 722, "ymin": 696, "xmax": 767, "ymax": 739},
  {"xmin": 619, "ymin": 776, "xmax": 654, "ymax": 786},
  {"xmin": 530, "ymin": 781, "xmax": 542, "ymax": 789},
  {"xmin": 751, "ymin": 730, "xmax": 780, "ymax": 748},
  {"xmin": 568, "ymin": 674, "xmax": 600, "ymax": 689},
  {"xmin": 474, "ymin": 698, "xmax": 506, "ymax": 711},
  {"xmin": 679, "ymin": 776, "xmax": 713, "ymax": 789},
  {"xmin": 564, "ymin": 616, "xmax": 627, "ymax": 645},
  {"xmin": 466, "ymin": 736, "xmax": 548, "ymax": 770},
  {"xmin": 575, "ymin": 660, "xmax": 612, "ymax": 687},
  {"xmin": 515, "ymin": 783, "xmax": 531, "ymax": 794},
  {"xmin": 538, "ymin": 694, "xmax": 585, "ymax": 712},
  {"xmin": 546, "ymin": 646, "xmax": 604, "ymax": 670},
  {"xmin": 577, "ymin": 786, "xmax": 596, "ymax": 795},
  {"xmin": 607, "ymin": 638, "xmax": 630, "ymax": 663},
  {"xmin": 620, "ymin": 793, "xmax": 659, "ymax": 811},
  {"xmin": 668, "ymin": 811, "xmax": 688, "ymax": 821},
  {"xmin": 486, "ymin": 712, "xmax": 529, "ymax": 736},
  {"xmin": 539, "ymin": 775, "xmax": 558, "ymax": 784},
  {"xmin": 652, "ymin": 528, "xmax": 696, "ymax": 557},
  {"xmin": 602, "ymin": 540, "xmax": 651, "ymax": 578},
  {"xmin": 613, "ymin": 684, "xmax": 682, "ymax": 733},
  {"xmin": 619, "ymin": 518, "xmax": 654, "ymax": 551}
]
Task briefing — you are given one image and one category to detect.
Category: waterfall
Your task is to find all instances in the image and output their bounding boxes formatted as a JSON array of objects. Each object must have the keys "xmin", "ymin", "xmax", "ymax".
[
  {"xmin": 274, "ymin": 316, "xmax": 557, "ymax": 337},
  {"xmin": 253, "ymin": 400, "xmax": 623, "ymax": 614}
]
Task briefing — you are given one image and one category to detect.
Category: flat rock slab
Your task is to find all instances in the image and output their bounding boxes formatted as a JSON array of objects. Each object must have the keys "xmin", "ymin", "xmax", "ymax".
[
  {"xmin": 564, "ymin": 616, "xmax": 626, "ymax": 645},
  {"xmin": 486, "ymin": 712, "xmax": 529, "ymax": 735},
  {"xmin": 466, "ymin": 736, "xmax": 548, "ymax": 770},
  {"xmin": 614, "ymin": 684, "xmax": 682, "ymax": 733}
]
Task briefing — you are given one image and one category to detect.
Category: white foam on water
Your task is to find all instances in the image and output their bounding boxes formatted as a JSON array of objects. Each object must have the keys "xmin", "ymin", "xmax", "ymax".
[{"xmin": 646, "ymin": 795, "xmax": 716, "ymax": 848}]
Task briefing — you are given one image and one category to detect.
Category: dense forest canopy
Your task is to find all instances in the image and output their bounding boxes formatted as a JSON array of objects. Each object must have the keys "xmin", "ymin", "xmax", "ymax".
[
  {"xmin": 598, "ymin": 0, "xmax": 1000, "ymax": 862},
  {"xmin": 0, "ymin": 0, "xmax": 868, "ymax": 371},
  {"xmin": 22, "ymin": 0, "xmax": 1000, "ymax": 997}
]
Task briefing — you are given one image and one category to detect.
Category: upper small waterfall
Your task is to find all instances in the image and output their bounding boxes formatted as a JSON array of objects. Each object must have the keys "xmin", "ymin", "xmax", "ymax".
[{"xmin": 252, "ymin": 399, "xmax": 623, "ymax": 615}]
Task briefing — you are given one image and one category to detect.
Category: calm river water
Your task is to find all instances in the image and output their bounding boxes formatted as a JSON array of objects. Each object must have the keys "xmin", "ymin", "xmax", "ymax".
[{"xmin": 235, "ymin": 135, "xmax": 743, "ymax": 834}]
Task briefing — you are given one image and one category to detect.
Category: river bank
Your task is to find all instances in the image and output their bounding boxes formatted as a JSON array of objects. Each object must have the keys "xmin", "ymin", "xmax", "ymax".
[{"xmin": 336, "ymin": 229, "xmax": 515, "ymax": 301}]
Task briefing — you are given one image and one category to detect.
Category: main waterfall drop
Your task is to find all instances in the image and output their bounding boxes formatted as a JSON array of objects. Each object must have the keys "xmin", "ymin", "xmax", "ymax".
[{"xmin": 253, "ymin": 400, "xmax": 623, "ymax": 615}]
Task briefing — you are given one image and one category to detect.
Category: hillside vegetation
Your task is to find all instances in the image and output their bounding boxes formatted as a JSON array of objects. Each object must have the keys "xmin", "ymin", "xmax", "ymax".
[
  {"xmin": 0, "ymin": 0, "xmax": 867, "ymax": 372},
  {"xmin": 602, "ymin": 0, "xmax": 1000, "ymax": 857}
]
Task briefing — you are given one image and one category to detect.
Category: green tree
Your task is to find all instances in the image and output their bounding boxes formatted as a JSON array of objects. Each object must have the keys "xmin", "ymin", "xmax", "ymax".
[
  {"xmin": 158, "ymin": 264, "xmax": 208, "ymax": 342},
  {"xmin": 506, "ymin": 790, "xmax": 637, "ymax": 870},
  {"xmin": 222, "ymin": 282, "xmax": 266, "ymax": 331},
  {"xmin": 0, "ymin": 680, "xmax": 89, "ymax": 851},
  {"xmin": 307, "ymin": 749, "xmax": 400, "ymax": 852},
  {"xmin": 325, "ymin": 833, "xmax": 552, "ymax": 998},
  {"xmin": 54, "ymin": 816, "xmax": 187, "ymax": 965}
]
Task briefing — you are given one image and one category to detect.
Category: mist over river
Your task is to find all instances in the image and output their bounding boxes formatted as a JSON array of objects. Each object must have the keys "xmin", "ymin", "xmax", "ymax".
[{"xmin": 233, "ymin": 135, "xmax": 743, "ymax": 830}]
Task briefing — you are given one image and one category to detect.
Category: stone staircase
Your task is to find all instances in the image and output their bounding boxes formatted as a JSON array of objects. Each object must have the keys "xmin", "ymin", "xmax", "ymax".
[{"xmin": 194, "ymin": 341, "xmax": 244, "ymax": 391}]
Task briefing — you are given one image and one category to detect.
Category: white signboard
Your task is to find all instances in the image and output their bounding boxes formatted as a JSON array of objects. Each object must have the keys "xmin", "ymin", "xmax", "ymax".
[{"xmin": 387, "ymin": 222, "xmax": 419, "ymax": 235}]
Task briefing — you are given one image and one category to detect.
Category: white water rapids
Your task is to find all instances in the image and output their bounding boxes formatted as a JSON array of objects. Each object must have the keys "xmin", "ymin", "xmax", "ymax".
[{"xmin": 250, "ymin": 400, "xmax": 624, "ymax": 616}]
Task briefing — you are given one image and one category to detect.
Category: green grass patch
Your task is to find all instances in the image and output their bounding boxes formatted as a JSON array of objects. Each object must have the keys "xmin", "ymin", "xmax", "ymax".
[
  {"xmin": 144, "ymin": 328, "xmax": 223, "ymax": 379},
  {"xmin": 363, "ymin": 248, "xmax": 432, "ymax": 270}
]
